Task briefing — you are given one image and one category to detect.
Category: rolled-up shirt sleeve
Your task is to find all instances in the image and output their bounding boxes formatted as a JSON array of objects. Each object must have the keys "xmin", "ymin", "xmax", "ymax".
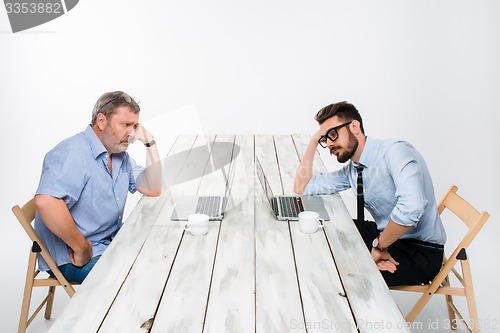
[
  {"xmin": 128, "ymin": 156, "xmax": 144, "ymax": 193},
  {"xmin": 386, "ymin": 143, "xmax": 428, "ymax": 227},
  {"xmin": 304, "ymin": 164, "xmax": 352, "ymax": 195}
]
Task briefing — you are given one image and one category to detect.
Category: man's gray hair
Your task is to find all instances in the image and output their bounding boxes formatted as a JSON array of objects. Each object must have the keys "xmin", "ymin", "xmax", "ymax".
[{"xmin": 91, "ymin": 91, "xmax": 140, "ymax": 125}]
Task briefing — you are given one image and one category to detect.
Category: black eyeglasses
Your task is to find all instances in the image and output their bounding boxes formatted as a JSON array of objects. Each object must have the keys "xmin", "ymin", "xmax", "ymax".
[{"xmin": 317, "ymin": 121, "xmax": 352, "ymax": 148}]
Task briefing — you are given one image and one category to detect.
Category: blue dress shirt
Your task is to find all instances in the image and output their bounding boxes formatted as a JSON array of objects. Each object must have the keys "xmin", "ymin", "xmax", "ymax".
[
  {"xmin": 34, "ymin": 125, "xmax": 144, "ymax": 271},
  {"xmin": 304, "ymin": 137, "xmax": 446, "ymax": 245}
]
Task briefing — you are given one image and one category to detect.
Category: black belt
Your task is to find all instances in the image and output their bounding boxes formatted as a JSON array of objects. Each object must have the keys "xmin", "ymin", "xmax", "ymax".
[{"xmin": 405, "ymin": 238, "xmax": 444, "ymax": 250}]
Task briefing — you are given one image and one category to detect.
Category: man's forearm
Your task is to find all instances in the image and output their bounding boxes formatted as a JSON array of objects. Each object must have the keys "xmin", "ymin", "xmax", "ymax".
[
  {"xmin": 376, "ymin": 220, "xmax": 412, "ymax": 249},
  {"xmin": 34, "ymin": 194, "xmax": 90, "ymax": 253},
  {"xmin": 294, "ymin": 137, "xmax": 318, "ymax": 194},
  {"xmin": 140, "ymin": 143, "xmax": 162, "ymax": 196}
]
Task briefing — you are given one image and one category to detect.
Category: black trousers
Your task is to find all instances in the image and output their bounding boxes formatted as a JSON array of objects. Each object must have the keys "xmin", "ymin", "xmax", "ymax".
[{"xmin": 355, "ymin": 220, "xmax": 444, "ymax": 287}]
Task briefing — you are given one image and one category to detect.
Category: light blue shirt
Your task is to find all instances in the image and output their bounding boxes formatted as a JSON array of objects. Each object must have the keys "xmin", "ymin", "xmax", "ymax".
[
  {"xmin": 34, "ymin": 125, "xmax": 144, "ymax": 271},
  {"xmin": 304, "ymin": 137, "xmax": 446, "ymax": 245}
]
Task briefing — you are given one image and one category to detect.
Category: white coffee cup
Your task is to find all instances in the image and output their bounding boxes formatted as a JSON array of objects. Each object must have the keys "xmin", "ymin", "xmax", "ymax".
[
  {"xmin": 183, "ymin": 213, "xmax": 209, "ymax": 236},
  {"xmin": 298, "ymin": 211, "xmax": 325, "ymax": 234}
]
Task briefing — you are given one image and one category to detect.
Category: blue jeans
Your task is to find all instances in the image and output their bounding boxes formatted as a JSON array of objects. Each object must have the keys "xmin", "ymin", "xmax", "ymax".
[{"xmin": 48, "ymin": 255, "xmax": 101, "ymax": 284}]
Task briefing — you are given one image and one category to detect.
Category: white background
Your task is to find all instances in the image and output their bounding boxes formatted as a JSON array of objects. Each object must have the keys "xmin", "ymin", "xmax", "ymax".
[{"xmin": 1, "ymin": 1, "xmax": 499, "ymax": 332}]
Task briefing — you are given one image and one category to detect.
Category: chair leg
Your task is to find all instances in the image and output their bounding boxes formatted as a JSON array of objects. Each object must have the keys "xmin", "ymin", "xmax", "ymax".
[
  {"xmin": 44, "ymin": 286, "xmax": 56, "ymax": 319},
  {"xmin": 18, "ymin": 252, "xmax": 36, "ymax": 333},
  {"xmin": 461, "ymin": 259, "xmax": 480, "ymax": 333},
  {"xmin": 443, "ymin": 275, "xmax": 457, "ymax": 330},
  {"xmin": 405, "ymin": 291, "xmax": 433, "ymax": 323}
]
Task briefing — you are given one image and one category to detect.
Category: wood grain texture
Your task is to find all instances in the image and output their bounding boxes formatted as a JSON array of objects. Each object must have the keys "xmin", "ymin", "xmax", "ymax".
[
  {"xmin": 151, "ymin": 135, "xmax": 235, "ymax": 333},
  {"xmin": 254, "ymin": 135, "xmax": 305, "ymax": 333},
  {"xmin": 292, "ymin": 134, "xmax": 409, "ymax": 332},
  {"xmin": 48, "ymin": 136, "xmax": 197, "ymax": 333},
  {"xmin": 203, "ymin": 135, "xmax": 255, "ymax": 333},
  {"xmin": 47, "ymin": 195, "xmax": 168, "ymax": 333},
  {"xmin": 322, "ymin": 195, "xmax": 410, "ymax": 332},
  {"xmin": 97, "ymin": 195, "xmax": 184, "ymax": 333},
  {"xmin": 277, "ymin": 135, "xmax": 357, "ymax": 333},
  {"xmin": 50, "ymin": 134, "xmax": 408, "ymax": 333}
]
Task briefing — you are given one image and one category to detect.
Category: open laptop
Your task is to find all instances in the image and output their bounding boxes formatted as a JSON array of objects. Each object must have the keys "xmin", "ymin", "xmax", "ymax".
[
  {"xmin": 255, "ymin": 158, "xmax": 330, "ymax": 221},
  {"xmin": 171, "ymin": 195, "xmax": 227, "ymax": 221}
]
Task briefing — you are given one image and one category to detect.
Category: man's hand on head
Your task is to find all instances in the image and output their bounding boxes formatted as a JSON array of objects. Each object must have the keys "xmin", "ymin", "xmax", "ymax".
[{"xmin": 129, "ymin": 123, "xmax": 154, "ymax": 145}]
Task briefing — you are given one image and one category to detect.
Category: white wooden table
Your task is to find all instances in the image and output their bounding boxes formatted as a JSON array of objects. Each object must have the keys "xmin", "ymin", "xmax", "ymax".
[{"xmin": 48, "ymin": 135, "xmax": 410, "ymax": 333}]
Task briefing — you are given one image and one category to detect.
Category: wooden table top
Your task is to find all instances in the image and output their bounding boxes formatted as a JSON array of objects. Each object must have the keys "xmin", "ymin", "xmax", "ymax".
[{"xmin": 49, "ymin": 134, "xmax": 409, "ymax": 333}]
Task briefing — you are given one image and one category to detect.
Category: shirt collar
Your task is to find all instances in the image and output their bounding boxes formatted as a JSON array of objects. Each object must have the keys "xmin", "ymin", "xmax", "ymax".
[
  {"xmin": 83, "ymin": 125, "xmax": 107, "ymax": 160},
  {"xmin": 357, "ymin": 136, "xmax": 375, "ymax": 169}
]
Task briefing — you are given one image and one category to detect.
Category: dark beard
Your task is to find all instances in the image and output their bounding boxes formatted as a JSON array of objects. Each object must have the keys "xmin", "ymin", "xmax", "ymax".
[{"xmin": 333, "ymin": 130, "xmax": 358, "ymax": 163}]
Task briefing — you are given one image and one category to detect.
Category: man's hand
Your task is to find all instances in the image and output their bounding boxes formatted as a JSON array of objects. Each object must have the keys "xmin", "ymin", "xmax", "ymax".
[
  {"xmin": 68, "ymin": 239, "xmax": 93, "ymax": 267},
  {"xmin": 35, "ymin": 194, "xmax": 96, "ymax": 265},
  {"xmin": 371, "ymin": 248, "xmax": 399, "ymax": 273},
  {"xmin": 129, "ymin": 123, "xmax": 154, "ymax": 145},
  {"xmin": 311, "ymin": 128, "xmax": 323, "ymax": 143}
]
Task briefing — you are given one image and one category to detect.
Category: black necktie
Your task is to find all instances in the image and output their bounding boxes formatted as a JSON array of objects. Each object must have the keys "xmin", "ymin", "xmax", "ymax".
[{"xmin": 356, "ymin": 165, "xmax": 365, "ymax": 232}]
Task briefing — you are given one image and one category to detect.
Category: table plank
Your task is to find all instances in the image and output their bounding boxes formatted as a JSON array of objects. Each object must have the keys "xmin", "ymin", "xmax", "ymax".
[
  {"xmin": 255, "ymin": 135, "xmax": 305, "ymax": 333},
  {"xmin": 48, "ymin": 135, "xmax": 198, "ymax": 333},
  {"xmin": 150, "ymin": 221, "xmax": 220, "ymax": 332},
  {"xmin": 97, "ymin": 195, "xmax": 183, "ymax": 332},
  {"xmin": 322, "ymin": 196, "xmax": 410, "ymax": 332},
  {"xmin": 98, "ymin": 135, "xmax": 203, "ymax": 332},
  {"xmin": 203, "ymin": 135, "xmax": 256, "ymax": 333},
  {"xmin": 292, "ymin": 134, "xmax": 409, "ymax": 332},
  {"xmin": 151, "ymin": 135, "xmax": 236, "ymax": 332},
  {"xmin": 276, "ymin": 135, "xmax": 357, "ymax": 333},
  {"xmin": 48, "ymin": 196, "xmax": 167, "ymax": 333},
  {"xmin": 50, "ymin": 134, "xmax": 409, "ymax": 333}
]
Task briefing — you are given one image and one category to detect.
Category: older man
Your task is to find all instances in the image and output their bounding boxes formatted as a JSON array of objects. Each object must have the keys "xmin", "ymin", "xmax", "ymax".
[{"xmin": 34, "ymin": 91, "xmax": 162, "ymax": 283}]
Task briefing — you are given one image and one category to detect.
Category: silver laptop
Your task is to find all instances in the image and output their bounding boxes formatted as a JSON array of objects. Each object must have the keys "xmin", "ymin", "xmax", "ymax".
[
  {"xmin": 171, "ymin": 195, "xmax": 227, "ymax": 221},
  {"xmin": 255, "ymin": 158, "xmax": 330, "ymax": 221}
]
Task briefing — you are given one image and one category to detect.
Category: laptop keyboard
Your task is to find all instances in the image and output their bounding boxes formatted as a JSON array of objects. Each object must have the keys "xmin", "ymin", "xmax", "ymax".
[
  {"xmin": 279, "ymin": 197, "xmax": 304, "ymax": 218},
  {"xmin": 195, "ymin": 196, "xmax": 221, "ymax": 217}
]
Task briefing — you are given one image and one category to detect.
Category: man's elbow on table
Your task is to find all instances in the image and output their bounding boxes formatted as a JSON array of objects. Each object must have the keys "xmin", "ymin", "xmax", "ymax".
[
  {"xmin": 138, "ymin": 187, "xmax": 162, "ymax": 197},
  {"xmin": 294, "ymin": 184, "xmax": 304, "ymax": 195},
  {"xmin": 294, "ymin": 178, "xmax": 309, "ymax": 195}
]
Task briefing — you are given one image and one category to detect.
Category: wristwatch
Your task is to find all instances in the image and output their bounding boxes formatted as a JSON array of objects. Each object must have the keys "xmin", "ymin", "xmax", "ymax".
[
  {"xmin": 372, "ymin": 236, "xmax": 388, "ymax": 252},
  {"xmin": 144, "ymin": 139, "xmax": 156, "ymax": 147}
]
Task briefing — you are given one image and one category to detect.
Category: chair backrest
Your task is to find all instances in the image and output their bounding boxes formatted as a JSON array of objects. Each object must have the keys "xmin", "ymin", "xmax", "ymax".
[
  {"xmin": 437, "ymin": 185, "xmax": 490, "ymax": 259},
  {"xmin": 12, "ymin": 198, "xmax": 75, "ymax": 292},
  {"xmin": 12, "ymin": 198, "xmax": 39, "ymax": 248}
]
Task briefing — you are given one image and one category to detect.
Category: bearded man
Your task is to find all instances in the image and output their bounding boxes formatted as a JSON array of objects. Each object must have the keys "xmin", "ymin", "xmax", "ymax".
[
  {"xmin": 294, "ymin": 101, "xmax": 446, "ymax": 286},
  {"xmin": 35, "ymin": 91, "xmax": 162, "ymax": 283}
]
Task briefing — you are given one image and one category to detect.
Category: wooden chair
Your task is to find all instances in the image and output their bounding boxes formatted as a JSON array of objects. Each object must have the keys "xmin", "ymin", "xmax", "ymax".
[
  {"xmin": 12, "ymin": 198, "xmax": 79, "ymax": 333},
  {"xmin": 390, "ymin": 185, "xmax": 490, "ymax": 333}
]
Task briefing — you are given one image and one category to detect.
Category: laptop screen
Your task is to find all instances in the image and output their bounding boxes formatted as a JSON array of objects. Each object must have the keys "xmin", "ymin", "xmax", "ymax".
[{"xmin": 255, "ymin": 158, "xmax": 275, "ymax": 205}]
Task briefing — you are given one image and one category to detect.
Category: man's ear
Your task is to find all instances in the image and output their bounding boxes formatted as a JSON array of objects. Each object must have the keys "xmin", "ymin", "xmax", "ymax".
[
  {"xmin": 351, "ymin": 120, "xmax": 362, "ymax": 135},
  {"xmin": 95, "ymin": 113, "xmax": 107, "ymax": 131}
]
